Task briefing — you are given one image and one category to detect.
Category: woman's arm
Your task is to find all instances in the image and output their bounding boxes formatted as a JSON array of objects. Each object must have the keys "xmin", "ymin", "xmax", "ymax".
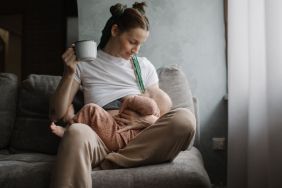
[
  {"xmin": 145, "ymin": 83, "xmax": 172, "ymax": 116},
  {"xmin": 50, "ymin": 75, "xmax": 80, "ymax": 121},
  {"xmin": 49, "ymin": 47, "xmax": 80, "ymax": 121}
]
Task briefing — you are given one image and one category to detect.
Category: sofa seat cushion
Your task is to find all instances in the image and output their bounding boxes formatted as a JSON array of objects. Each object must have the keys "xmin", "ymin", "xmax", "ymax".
[
  {"xmin": 91, "ymin": 147, "xmax": 211, "ymax": 188},
  {"xmin": 0, "ymin": 152, "xmax": 55, "ymax": 188},
  {"xmin": 0, "ymin": 147, "xmax": 210, "ymax": 188}
]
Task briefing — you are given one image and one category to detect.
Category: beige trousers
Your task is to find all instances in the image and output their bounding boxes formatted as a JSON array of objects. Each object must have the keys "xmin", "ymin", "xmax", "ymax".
[{"xmin": 50, "ymin": 108, "xmax": 196, "ymax": 188}]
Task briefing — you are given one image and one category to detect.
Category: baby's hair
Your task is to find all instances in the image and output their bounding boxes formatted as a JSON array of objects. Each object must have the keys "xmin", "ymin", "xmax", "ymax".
[{"xmin": 98, "ymin": 2, "xmax": 149, "ymax": 49}]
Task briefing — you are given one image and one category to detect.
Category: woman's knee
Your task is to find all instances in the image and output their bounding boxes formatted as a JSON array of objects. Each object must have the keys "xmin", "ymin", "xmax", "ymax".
[
  {"xmin": 65, "ymin": 123, "xmax": 95, "ymax": 143},
  {"xmin": 170, "ymin": 108, "xmax": 196, "ymax": 136}
]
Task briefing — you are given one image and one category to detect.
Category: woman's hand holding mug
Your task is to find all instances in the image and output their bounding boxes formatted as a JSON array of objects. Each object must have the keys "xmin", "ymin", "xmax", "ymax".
[
  {"xmin": 62, "ymin": 40, "xmax": 97, "ymax": 75},
  {"xmin": 61, "ymin": 46, "xmax": 79, "ymax": 75}
]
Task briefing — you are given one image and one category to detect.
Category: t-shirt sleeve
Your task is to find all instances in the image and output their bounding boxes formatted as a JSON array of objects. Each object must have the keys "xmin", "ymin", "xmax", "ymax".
[
  {"xmin": 141, "ymin": 57, "xmax": 159, "ymax": 88},
  {"xmin": 74, "ymin": 63, "xmax": 83, "ymax": 83}
]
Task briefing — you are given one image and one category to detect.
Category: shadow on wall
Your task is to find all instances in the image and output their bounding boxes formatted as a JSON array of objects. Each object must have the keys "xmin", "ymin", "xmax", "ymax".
[{"xmin": 200, "ymin": 97, "xmax": 227, "ymax": 186}]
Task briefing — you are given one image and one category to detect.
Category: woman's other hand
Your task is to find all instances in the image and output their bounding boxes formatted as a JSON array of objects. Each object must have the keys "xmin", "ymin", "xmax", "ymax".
[
  {"xmin": 62, "ymin": 45, "xmax": 79, "ymax": 75},
  {"xmin": 114, "ymin": 110, "xmax": 158, "ymax": 133}
]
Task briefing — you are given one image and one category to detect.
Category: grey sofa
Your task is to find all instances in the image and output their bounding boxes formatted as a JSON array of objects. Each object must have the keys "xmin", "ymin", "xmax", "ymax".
[{"xmin": 0, "ymin": 65, "xmax": 211, "ymax": 188}]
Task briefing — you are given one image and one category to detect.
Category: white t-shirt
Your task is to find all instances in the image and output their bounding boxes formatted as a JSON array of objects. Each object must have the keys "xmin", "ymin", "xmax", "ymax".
[{"xmin": 74, "ymin": 49, "xmax": 159, "ymax": 107}]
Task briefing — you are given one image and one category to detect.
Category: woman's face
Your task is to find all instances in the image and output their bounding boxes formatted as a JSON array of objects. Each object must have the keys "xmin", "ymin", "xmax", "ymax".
[{"xmin": 112, "ymin": 27, "xmax": 149, "ymax": 60}]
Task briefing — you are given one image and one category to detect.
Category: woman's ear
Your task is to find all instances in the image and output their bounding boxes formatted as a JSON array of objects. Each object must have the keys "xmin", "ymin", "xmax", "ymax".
[{"xmin": 111, "ymin": 24, "xmax": 120, "ymax": 37}]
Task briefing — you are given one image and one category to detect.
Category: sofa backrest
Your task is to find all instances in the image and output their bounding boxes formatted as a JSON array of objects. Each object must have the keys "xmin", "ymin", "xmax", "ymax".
[{"xmin": 1, "ymin": 64, "xmax": 198, "ymax": 154}]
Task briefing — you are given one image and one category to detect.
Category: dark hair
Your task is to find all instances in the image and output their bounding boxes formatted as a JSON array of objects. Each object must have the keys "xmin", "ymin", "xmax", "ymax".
[{"xmin": 98, "ymin": 2, "xmax": 149, "ymax": 49}]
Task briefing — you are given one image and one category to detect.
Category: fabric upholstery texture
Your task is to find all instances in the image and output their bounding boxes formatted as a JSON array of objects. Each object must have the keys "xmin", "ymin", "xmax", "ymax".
[
  {"xmin": 0, "ymin": 73, "xmax": 17, "ymax": 149},
  {"xmin": 8, "ymin": 74, "xmax": 84, "ymax": 154},
  {"xmin": 0, "ymin": 148, "xmax": 210, "ymax": 188},
  {"xmin": 0, "ymin": 152, "xmax": 55, "ymax": 188},
  {"xmin": 91, "ymin": 147, "xmax": 210, "ymax": 188},
  {"xmin": 9, "ymin": 75, "xmax": 61, "ymax": 154}
]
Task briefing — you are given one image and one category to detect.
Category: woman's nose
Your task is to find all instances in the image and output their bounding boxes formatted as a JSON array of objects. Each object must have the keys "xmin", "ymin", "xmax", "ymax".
[{"xmin": 131, "ymin": 45, "xmax": 140, "ymax": 54}]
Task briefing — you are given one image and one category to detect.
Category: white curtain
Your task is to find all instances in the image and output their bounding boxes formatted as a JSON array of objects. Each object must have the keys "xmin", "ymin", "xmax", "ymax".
[{"xmin": 228, "ymin": 0, "xmax": 282, "ymax": 188}]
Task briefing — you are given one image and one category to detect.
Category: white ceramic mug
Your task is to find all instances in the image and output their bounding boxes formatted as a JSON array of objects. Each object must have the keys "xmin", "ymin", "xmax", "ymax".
[{"xmin": 75, "ymin": 40, "xmax": 97, "ymax": 61}]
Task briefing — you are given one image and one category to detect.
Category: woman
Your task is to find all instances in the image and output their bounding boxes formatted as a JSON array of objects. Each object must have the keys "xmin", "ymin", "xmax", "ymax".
[{"xmin": 49, "ymin": 2, "xmax": 196, "ymax": 188}]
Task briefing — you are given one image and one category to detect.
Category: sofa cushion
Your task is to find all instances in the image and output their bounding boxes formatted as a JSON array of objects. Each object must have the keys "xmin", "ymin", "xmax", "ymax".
[
  {"xmin": 9, "ymin": 74, "xmax": 84, "ymax": 154},
  {"xmin": 0, "ymin": 152, "xmax": 55, "ymax": 188},
  {"xmin": 0, "ymin": 73, "xmax": 18, "ymax": 149},
  {"xmin": 91, "ymin": 147, "xmax": 210, "ymax": 188},
  {"xmin": 9, "ymin": 75, "xmax": 61, "ymax": 154},
  {"xmin": 0, "ymin": 147, "xmax": 211, "ymax": 188}
]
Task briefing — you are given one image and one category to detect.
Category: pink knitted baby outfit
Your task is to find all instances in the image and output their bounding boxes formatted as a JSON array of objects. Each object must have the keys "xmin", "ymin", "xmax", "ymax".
[{"xmin": 69, "ymin": 96, "xmax": 159, "ymax": 151}]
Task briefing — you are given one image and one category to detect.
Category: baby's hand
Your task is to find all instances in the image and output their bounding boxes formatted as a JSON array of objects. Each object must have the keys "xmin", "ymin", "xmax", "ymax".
[{"xmin": 119, "ymin": 96, "xmax": 134, "ymax": 114}]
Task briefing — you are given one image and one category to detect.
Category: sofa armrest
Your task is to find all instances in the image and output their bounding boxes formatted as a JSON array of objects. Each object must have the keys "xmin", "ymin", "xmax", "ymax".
[{"xmin": 193, "ymin": 96, "xmax": 200, "ymax": 148}]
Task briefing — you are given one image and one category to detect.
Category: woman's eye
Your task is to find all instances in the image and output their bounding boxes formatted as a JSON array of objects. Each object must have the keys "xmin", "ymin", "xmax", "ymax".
[{"xmin": 129, "ymin": 39, "xmax": 139, "ymax": 45}]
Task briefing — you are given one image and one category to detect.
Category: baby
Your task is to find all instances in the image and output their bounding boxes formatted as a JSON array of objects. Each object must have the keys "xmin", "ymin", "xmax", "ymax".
[
  {"xmin": 50, "ymin": 95, "xmax": 160, "ymax": 151},
  {"xmin": 119, "ymin": 95, "xmax": 160, "ymax": 117}
]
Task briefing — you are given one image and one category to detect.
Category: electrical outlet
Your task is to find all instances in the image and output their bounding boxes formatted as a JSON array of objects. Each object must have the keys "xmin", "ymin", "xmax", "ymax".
[{"xmin": 212, "ymin": 137, "xmax": 226, "ymax": 150}]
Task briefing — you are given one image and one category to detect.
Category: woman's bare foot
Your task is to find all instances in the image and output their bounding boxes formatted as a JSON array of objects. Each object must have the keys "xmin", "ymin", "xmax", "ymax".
[{"xmin": 50, "ymin": 122, "xmax": 65, "ymax": 137}]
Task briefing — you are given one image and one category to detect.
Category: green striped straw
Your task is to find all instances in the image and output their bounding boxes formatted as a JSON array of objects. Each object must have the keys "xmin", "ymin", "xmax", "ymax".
[{"xmin": 132, "ymin": 55, "xmax": 145, "ymax": 93}]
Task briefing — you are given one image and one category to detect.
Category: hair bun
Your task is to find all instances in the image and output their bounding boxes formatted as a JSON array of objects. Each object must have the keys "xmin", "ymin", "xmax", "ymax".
[
  {"xmin": 110, "ymin": 3, "xmax": 127, "ymax": 17},
  {"xmin": 132, "ymin": 2, "xmax": 147, "ymax": 15}
]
